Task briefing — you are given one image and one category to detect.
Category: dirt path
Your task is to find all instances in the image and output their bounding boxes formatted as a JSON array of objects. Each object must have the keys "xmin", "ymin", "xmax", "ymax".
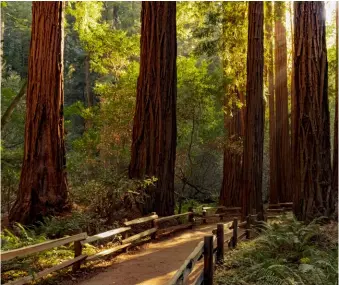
[{"xmin": 77, "ymin": 223, "xmax": 232, "ymax": 285}]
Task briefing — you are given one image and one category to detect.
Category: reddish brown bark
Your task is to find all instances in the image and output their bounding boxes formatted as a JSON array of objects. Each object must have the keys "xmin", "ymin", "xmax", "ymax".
[
  {"xmin": 9, "ymin": 2, "xmax": 68, "ymax": 225},
  {"xmin": 292, "ymin": 2, "xmax": 332, "ymax": 220},
  {"xmin": 265, "ymin": 2, "xmax": 278, "ymax": 204},
  {"xmin": 242, "ymin": 2, "xmax": 264, "ymax": 220},
  {"xmin": 220, "ymin": 89, "xmax": 244, "ymax": 207},
  {"xmin": 274, "ymin": 2, "xmax": 291, "ymax": 203},
  {"xmin": 129, "ymin": 2, "xmax": 177, "ymax": 216}
]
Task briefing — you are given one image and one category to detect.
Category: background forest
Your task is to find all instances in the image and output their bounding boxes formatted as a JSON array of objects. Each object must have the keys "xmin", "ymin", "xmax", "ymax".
[{"xmin": 1, "ymin": 1, "xmax": 337, "ymax": 230}]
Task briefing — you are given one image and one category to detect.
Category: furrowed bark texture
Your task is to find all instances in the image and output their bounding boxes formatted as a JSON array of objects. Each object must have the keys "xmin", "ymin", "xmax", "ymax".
[
  {"xmin": 242, "ymin": 2, "xmax": 264, "ymax": 219},
  {"xmin": 9, "ymin": 2, "xmax": 68, "ymax": 225},
  {"xmin": 292, "ymin": 2, "xmax": 332, "ymax": 220},
  {"xmin": 274, "ymin": 2, "xmax": 291, "ymax": 203},
  {"xmin": 220, "ymin": 89, "xmax": 244, "ymax": 207},
  {"xmin": 129, "ymin": 2, "xmax": 177, "ymax": 216},
  {"xmin": 266, "ymin": 2, "xmax": 278, "ymax": 204}
]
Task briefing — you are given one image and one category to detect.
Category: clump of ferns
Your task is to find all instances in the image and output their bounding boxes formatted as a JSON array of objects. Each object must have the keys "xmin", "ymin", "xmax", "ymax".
[{"xmin": 216, "ymin": 216, "xmax": 338, "ymax": 285}]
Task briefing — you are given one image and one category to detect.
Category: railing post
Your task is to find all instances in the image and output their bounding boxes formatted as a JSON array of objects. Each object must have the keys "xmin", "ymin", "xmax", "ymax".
[
  {"xmin": 246, "ymin": 216, "xmax": 251, "ymax": 239},
  {"xmin": 216, "ymin": 223, "xmax": 224, "ymax": 263},
  {"xmin": 122, "ymin": 218, "xmax": 129, "ymax": 252},
  {"xmin": 204, "ymin": 235, "xmax": 214, "ymax": 285},
  {"xmin": 72, "ymin": 240, "xmax": 83, "ymax": 272},
  {"xmin": 202, "ymin": 209, "xmax": 207, "ymax": 224},
  {"xmin": 188, "ymin": 207, "xmax": 194, "ymax": 229},
  {"xmin": 151, "ymin": 212, "xmax": 157, "ymax": 239},
  {"xmin": 232, "ymin": 218, "xmax": 238, "ymax": 248}
]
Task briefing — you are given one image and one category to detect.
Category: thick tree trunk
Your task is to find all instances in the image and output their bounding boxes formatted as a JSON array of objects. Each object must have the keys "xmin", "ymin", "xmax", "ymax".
[
  {"xmin": 1, "ymin": 79, "xmax": 27, "ymax": 129},
  {"xmin": 129, "ymin": 2, "xmax": 177, "ymax": 216},
  {"xmin": 242, "ymin": 2, "xmax": 264, "ymax": 220},
  {"xmin": 292, "ymin": 2, "xmax": 332, "ymax": 220},
  {"xmin": 9, "ymin": 2, "xmax": 68, "ymax": 225},
  {"xmin": 220, "ymin": 89, "xmax": 244, "ymax": 207},
  {"xmin": 332, "ymin": 3, "xmax": 338, "ymax": 216},
  {"xmin": 265, "ymin": 2, "xmax": 278, "ymax": 204},
  {"xmin": 274, "ymin": 2, "xmax": 291, "ymax": 203}
]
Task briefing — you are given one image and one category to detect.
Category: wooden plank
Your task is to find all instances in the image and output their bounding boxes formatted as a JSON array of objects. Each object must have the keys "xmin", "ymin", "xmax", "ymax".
[
  {"xmin": 156, "ymin": 223, "xmax": 192, "ymax": 237},
  {"xmin": 267, "ymin": 208, "xmax": 285, "ymax": 212},
  {"xmin": 81, "ymin": 227, "xmax": 131, "ymax": 245},
  {"xmin": 1, "ymin": 233, "xmax": 87, "ymax": 262},
  {"xmin": 216, "ymin": 224, "xmax": 224, "ymax": 263},
  {"xmin": 122, "ymin": 228, "xmax": 157, "ymax": 244},
  {"xmin": 168, "ymin": 241, "xmax": 204, "ymax": 285},
  {"xmin": 86, "ymin": 243, "xmax": 131, "ymax": 262},
  {"xmin": 124, "ymin": 215, "xmax": 158, "ymax": 226},
  {"xmin": 279, "ymin": 202, "xmax": 293, "ymax": 206},
  {"xmin": 204, "ymin": 236, "xmax": 214, "ymax": 285},
  {"xmin": 267, "ymin": 215, "xmax": 279, "ymax": 219},
  {"xmin": 155, "ymin": 212, "xmax": 191, "ymax": 223},
  {"xmin": 194, "ymin": 270, "xmax": 204, "ymax": 285},
  {"xmin": 4, "ymin": 254, "xmax": 87, "ymax": 285},
  {"xmin": 238, "ymin": 232, "xmax": 247, "ymax": 240},
  {"xmin": 233, "ymin": 219, "xmax": 238, "ymax": 248}
]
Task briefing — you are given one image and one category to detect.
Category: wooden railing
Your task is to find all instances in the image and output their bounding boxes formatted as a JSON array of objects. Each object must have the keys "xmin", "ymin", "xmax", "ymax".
[
  {"xmin": 169, "ymin": 203, "xmax": 293, "ymax": 285},
  {"xmin": 1, "ymin": 203, "xmax": 292, "ymax": 285},
  {"xmin": 0, "ymin": 205, "xmax": 232, "ymax": 284}
]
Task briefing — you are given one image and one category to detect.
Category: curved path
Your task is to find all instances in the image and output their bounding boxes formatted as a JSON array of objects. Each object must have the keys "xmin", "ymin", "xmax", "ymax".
[{"xmin": 77, "ymin": 222, "xmax": 233, "ymax": 285}]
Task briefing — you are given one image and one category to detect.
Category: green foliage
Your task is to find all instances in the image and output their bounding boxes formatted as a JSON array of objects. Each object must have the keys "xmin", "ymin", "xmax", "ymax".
[{"xmin": 216, "ymin": 217, "xmax": 338, "ymax": 285}]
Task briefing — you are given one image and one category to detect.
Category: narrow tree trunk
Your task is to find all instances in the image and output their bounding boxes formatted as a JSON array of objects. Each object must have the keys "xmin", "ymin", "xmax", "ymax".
[
  {"xmin": 265, "ymin": 2, "xmax": 278, "ymax": 204},
  {"xmin": 292, "ymin": 2, "xmax": 332, "ymax": 220},
  {"xmin": 1, "ymin": 79, "xmax": 27, "ymax": 129},
  {"xmin": 220, "ymin": 88, "xmax": 244, "ymax": 207},
  {"xmin": 274, "ymin": 2, "xmax": 291, "ymax": 203},
  {"xmin": 242, "ymin": 2, "xmax": 264, "ymax": 220},
  {"xmin": 84, "ymin": 54, "xmax": 92, "ymax": 107},
  {"xmin": 332, "ymin": 3, "xmax": 338, "ymax": 216},
  {"xmin": 129, "ymin": 2, "xmax": 177, "ymax": 216},
  {"xmin": 9, "ymin": 2, "xmax": 68, "ymax": 225}
]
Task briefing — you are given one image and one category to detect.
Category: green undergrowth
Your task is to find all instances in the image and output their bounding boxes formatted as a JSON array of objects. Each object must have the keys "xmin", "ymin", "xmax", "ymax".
[
  {"xmin": 0, "ymin": 216, "xmax": 122, "ymax": 284},
  {"xmin": 216, "ymin": 216, "xmax": 338, "ymax": 285}
]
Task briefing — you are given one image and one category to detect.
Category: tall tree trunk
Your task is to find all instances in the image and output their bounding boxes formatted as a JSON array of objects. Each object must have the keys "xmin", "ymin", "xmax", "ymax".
[
  {"xmin": 9, "ymin": 2, "xmax": 68, "ymax": 225},
  {"xmin": 290, "ymin": 2, "xmax": 296, "ymax": 202},
  {"xmin": 242, "ymin": 2, "xmax": 264, "ymax": 220},
  {"xmin": 129, "ymin": 2, "xmax": 177, "ymax": 216},
  {"xmin": 84, "ymin": 54, "xmax": 93, "ymax": 107},
  {"xmin": 292, "ymin": 2, "xmax": 332, "ymax": 221},
  {"xmin": 220, "ymin": 88, "xmax": 244, "ymax": 207},
  {"xmin": 0, "ymin": 5, "xmax": 4, "ymax": 78},
  {"xmin": 274, "ymin": 2, "xmax": 291, "ymax": 203},
  {"xmin": 265, "ymin": 2, "xmax": 278, "ymax": 204},
  {"xmin": 332, "ymin": 3, "xmax": 338, "ymax": 216}
]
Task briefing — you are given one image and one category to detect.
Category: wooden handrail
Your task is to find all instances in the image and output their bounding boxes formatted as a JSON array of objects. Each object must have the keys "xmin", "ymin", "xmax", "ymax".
[
  {"xmin": 155, "ymin": 212, "xmax": 192, "ymax": 223},
  {"xmin": 124, "ymin": 214, "xmax": 158, "ymax": 226},
  {"xmin": 168, "ymin": 240, "xmax": 204, "ymax": 285},
  {"xmin": 81, "ymin": 227, "xmax": 131, "ymax": 245},
  {"xmin": 1, "ymin": 233, "xmax": 87, "ymax": 262},
  {"xmin": 122, "ymin": 228, "xmax": 157, "ymax": 244},
  {"xmin": 3, "ymin": 254, "xmax": 87, "ymax": 285}
]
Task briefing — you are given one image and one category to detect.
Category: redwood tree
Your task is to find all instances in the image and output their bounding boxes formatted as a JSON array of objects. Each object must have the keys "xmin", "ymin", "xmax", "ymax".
[
  {"xmin": 9, "ymin": 2, "xmax": 68, "ymax": 224},
  {"xmin": 242, "ymin": 2, "xmax": 264, "ymax": 219},
  {"xmin": 292, "ymin": 2, "xmax": 332, "ymax": 220},
  {"xmin": 274, "ymin": 1, "xmax": 291, "ymax": 203},
  {"xmin": 265, "ymin": 2, "xmax": 278, "ymax": 204},
  {"xmin": 129, "ymin": 2, "xmax": 177, "ymax": 216},
  {"xmin": 220, "ymin": 89, "xmax": 244, "ymax": 207}
]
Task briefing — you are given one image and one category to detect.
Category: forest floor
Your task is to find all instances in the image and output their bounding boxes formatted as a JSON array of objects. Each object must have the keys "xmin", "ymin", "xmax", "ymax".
[{"xmin": 70, "ymin": 222, "xmax": 232, "ymax": 285}]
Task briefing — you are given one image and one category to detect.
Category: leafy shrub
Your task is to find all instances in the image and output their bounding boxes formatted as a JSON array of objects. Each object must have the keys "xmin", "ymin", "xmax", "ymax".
[{"xmin": 216, "ymin": 217, "xmax": 338, "ymax": 285}]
